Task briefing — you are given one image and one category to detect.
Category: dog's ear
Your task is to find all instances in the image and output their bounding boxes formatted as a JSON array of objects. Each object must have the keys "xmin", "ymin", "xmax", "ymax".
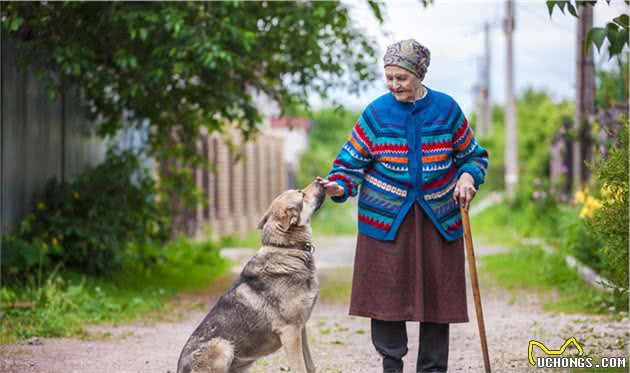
[
  {"xmin": 257, "ymin": 206, "xmax": 272, "ymax": 230},
  {"xmin": 278, "ymin": 210, "xmax": 299, "ymax": 232}
]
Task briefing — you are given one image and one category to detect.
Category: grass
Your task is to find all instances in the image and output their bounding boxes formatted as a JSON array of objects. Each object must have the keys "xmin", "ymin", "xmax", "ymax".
[
  {"xmin": 0, "ymin": 238, "xmax": 232, "ymax": 343},
  {"xmin": 318, "ymin": 268, "xmax": 353, "ymax": 304},
  {"xmin": 219, "ymin": 229, "xmax": 261, "ymax": 249},
  {"xmin": 473, "ymin": 198, "xmax": 626, "ymax": 315},
  {"xmin": 478, "ymin": 245, "xmax": 619, "ymax": 314}
]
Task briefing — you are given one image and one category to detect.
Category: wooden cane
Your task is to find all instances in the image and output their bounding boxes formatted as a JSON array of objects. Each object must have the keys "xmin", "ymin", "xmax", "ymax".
[{"xmin": 460, "ymin": 206, "xmax": 492, "ymax": 373}]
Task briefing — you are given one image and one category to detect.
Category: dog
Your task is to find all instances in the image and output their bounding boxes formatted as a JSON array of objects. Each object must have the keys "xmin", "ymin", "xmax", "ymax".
[{"xmin": 177, "ymin": 179, "xmax": 326, "ymax": 373}]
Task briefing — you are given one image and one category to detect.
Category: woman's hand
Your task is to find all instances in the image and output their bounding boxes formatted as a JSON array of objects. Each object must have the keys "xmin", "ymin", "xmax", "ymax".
[
  {"xmin": 316, "ymin": 176, "xmax": 345, "ymax": 197},
  {"xmin": 453, "ymin": 173, "xmax": 476, "ymax": 212}
]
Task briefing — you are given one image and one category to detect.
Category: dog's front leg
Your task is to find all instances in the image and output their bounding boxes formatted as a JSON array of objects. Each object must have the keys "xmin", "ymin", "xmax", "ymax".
[
  {"xmin": 280, "ymin": 326, "xmax": 309, "ymax": 373},
  {"xmin": 301, "ymin": 327, "xmax": 316, "ymax": 373}
]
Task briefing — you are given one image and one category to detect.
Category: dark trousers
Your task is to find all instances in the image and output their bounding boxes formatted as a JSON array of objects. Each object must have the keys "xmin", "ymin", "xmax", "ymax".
[{"xmin": 371, "ymin": 319, "xmax": 449, "ymax": 373}]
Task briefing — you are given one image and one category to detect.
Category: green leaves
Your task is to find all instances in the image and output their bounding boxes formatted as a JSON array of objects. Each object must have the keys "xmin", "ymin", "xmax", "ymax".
[
  {"xmin": 546, "ymin": 1, "xmax": 628, "ymax": 60},
  {"xmin": 586, "ymin": 22, "xmax": 628, "ymax": 60},
  {"xmin": 0, "ymin": 1, "xmax": 428, "ymax": 205}
]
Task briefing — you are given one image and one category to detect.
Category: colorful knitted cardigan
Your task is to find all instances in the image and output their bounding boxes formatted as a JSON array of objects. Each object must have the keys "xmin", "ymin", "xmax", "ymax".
[{"xmin": 326, "ymin": 86, "xmax": 489, "ymax": 241}]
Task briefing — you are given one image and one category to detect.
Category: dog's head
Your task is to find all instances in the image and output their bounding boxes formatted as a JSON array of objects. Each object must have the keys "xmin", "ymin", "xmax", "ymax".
[{"xmin": 257, "ymin": 179, "xmax": 326, "ymax": 233}]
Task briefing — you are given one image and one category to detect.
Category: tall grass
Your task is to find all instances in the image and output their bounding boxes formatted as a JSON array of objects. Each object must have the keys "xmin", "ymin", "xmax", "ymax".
[{"xmin": 0, "ymin": 238, "xmax": 230, "ymax": 343}]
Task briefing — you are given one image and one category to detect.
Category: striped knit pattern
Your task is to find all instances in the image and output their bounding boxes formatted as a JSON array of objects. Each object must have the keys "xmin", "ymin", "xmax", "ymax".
[{"xmin": 326, "ymin": 86, "xmax": 489, "ymax": 241}]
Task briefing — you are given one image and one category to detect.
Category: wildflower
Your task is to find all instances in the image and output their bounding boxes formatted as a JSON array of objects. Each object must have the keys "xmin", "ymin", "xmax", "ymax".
[
  {"xmin": 575, "ymin": 190, "xmax": 586, "ymax": 203},
  {"xmin": 37, "ymin": 202, "xmax": 46, "ymax": 210},
  {"xmin": 541, "ymin": 191, "xmax": 547, "ymax": 199},
  {"xmin": 73, "ymin": 192, "xmax": 80, "ymax": 200},
  {"xmin": 52, "ymin": 238, "xmax": 59, "ymax": 246},
  {"xmin": 41, "ymin": 242, "xmax": 48, "ymax": 250},
  {"xmin": 532, "ymin": 191, "xmax": 540, "ymax": 200},
  {"xmin": 579, "ymin": 195, "xmax": 603, "ymax": 219},
  {"xmin": 534, "ymin": 178, "xmax": 542, "ymax": 186}
]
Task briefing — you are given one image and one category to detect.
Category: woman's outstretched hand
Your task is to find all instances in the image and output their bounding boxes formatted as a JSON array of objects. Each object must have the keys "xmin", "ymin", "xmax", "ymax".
[
  {"xmin": 453, "ymin": 172, "xmax": 477, "ymax": 212},
  {"xmin": 316, "ymin": 176, "xmax": 345, "ymax": 197}
]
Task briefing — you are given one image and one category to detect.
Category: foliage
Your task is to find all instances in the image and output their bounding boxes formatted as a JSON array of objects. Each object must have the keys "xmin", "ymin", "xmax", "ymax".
[
  {"xmin": 546, "ymin": 1, "xmax": 629, "ymax": 59},
  {"xmin": 556, "ymin": 206, "xmax": 604, "ymax": 273},
  {"xmin": 0, "ymin": 1, "xmax": 389, "ymax": 198},
  {"xmin": 295, "ymin": 107, "xmax": 362, "ymax": 235},
  {"xmin": 296, "ymin": 107, "xmax": 360, "ymax": 188},
  {"xmin": 476, "ymin": 88, "xmax": 574, "ymax": 192},
  {"xmin": 596, "ymin": 53, "xmax": 629, "ymax": 108},
  {"xmin": 480, "ymin": 245, "xmax": 626, "ymax": 314},
  {"xmin": 1, "ymin": 150, "xmax": 169, "ymax": 283},
  {"xmin": 0, "ymin": 238, "xmax": 229, "ymax": 341},
  {"xmin": 585, "ymin": 118, "xmax": 628, "ymax": 290}
]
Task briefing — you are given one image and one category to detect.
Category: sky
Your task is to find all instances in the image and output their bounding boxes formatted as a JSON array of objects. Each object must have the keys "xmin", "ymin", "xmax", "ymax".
[{"xmin": 309, "ymin": 0, "xmax": 629, "ymax": 115}]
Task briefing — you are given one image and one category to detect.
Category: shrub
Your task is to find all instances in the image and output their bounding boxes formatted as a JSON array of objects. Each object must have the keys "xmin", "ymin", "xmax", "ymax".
[
  {"xmin": 585, "ymin": 118, "xmax": 629, "ymax": 291},
  {"xmin": 1, "ymin": 149, "xmax": 170, "ymax": 283},
  {"xmin": 557, "ymin": 207, "xmax": 603, "ymax": 272}
]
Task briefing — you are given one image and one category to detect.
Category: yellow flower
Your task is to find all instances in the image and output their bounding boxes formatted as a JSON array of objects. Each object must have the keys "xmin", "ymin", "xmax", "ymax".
[
  {"xmin": 37, "ymin": 202, "xmax": 46, "ymax": 210},
  {"xmin": 52, "ymin": 238, "xmax": 59, "ymax": 246},
  {"xmin": 41, "ymin": 242, "xmax": 48, "ymax": 250},
  {"xmin": 579, "ymin": 195, "xmax": 602, "ymax": 219},
  {"xmin": 575, "ymin": 190, "xmax": 586, "ymax": 204},
  {"xmin": 73, "ymin": 192, "xmax": 80, "ymax": 200}
]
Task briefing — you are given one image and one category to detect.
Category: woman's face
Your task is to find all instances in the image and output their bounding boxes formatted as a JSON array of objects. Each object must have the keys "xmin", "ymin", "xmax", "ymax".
[{"xmin": 385, "ymin": 65, "xmax": 422, "ymax": 103}]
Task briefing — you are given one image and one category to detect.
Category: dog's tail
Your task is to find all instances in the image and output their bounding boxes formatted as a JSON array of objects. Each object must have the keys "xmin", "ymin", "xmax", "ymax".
[{"xmin": 177, "ymin": 337, "xmax": 234, "ymax": 373}]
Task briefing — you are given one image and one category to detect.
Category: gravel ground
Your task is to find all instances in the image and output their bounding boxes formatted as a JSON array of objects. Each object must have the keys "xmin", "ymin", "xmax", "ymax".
[{"xmin": 1, "ymin": 235, "xmax": 628, "ymax": 373}]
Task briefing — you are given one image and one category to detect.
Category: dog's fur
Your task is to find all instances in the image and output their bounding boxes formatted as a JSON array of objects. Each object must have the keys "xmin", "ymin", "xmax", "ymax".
[{"xmin": 177, "ymin": 180, "xmax": 326, "ymax": 373}]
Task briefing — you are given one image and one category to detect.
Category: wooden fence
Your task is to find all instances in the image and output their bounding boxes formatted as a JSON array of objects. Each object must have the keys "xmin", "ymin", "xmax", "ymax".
[{"xmin": 169, "ymin": 128, "xmax": 288, "ymax": 239}]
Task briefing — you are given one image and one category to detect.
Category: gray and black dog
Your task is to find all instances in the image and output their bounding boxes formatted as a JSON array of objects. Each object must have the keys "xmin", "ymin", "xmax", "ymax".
[{"xmin": 177, "ymin": 179, "xmax": 326, "ymax": 373}]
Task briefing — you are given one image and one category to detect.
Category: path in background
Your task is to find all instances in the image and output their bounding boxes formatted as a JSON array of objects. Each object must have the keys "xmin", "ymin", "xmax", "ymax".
[{"xmin": 2, "ymin": 235, "xmax": 627, "ymax": 372}]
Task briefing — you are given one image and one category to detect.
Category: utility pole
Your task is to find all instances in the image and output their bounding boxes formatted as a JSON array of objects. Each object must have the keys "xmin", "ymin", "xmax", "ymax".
[
  {"xmin": 504, "ymin": 0, "xmax": 518, "ymax": 199},
  {"xmin": 573, "ymin": 3, "xmax": 595, "ymax": 191},
  {"xmin": 482, "ymin": 21, "xmax": 492, "ymax": 136}
]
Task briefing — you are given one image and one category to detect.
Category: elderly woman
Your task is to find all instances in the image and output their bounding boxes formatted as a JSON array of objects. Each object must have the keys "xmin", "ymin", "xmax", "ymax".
[{"xmin": 318, "ymin": 39, "xmax": 489, "ymax": 373}]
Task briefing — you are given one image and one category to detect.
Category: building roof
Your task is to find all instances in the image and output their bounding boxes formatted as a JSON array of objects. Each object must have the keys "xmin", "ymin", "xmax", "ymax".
[{"xmin": 270, "ymin": 116, "xmax": 313, "ymax": 131}]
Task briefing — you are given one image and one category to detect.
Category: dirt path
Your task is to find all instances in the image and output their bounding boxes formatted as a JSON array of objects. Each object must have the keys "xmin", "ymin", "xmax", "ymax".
[{"xmin": 2, "ymin": 236, "xmax": 627, "ymax": 373}]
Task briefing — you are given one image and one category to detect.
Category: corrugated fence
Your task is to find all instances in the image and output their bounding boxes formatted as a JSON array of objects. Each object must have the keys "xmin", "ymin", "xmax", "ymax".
[
  {"xmin": 1, "ymin": 36, "xmax": 106, "ymax": 234},
  {"xmin": 1, "ymin": 36, "xmax": 289, "ymax": 240}
]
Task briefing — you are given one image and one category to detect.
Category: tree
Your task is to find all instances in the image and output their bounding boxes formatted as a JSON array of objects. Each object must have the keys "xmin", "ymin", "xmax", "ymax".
[
  {"xmin": 0, "ymin": 1, "xmax": 389, "ymax": 191},
  {"xmin": 546, "ymin": 0, "xmax": 629, "ymax": 59}
]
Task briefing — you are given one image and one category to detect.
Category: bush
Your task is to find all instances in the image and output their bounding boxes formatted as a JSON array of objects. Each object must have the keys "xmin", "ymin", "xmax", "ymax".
[
  {"xmin": 1, "ymin": 149, "xmax": 170, "ymax": 283},
  {"xmin": 585, "ymin": 118, "xmax": 629, "ymax": 291},
  {"xmin": 557, "ymin": 207, "xmax": 603, "ymax": 272}
]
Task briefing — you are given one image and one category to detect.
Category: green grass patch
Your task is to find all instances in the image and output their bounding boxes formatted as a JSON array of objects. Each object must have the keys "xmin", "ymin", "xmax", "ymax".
[
  {"xmin": 479, "ymin": 245, "xmax": 622, "ymax": 314},
  {"xmin": 311, "ymin": 199, "xmax": 358, "ymax": 236},
  {"xmin": 219, "ymin": 229, "xmax": 261, "ymax": 249},
  {"xmin": 318, "ymin": 268, "xmax": 353, "ymax": 304},
  {"xmin": 0, "ymin": 238, "xmax": 231, "ymax": 343}
]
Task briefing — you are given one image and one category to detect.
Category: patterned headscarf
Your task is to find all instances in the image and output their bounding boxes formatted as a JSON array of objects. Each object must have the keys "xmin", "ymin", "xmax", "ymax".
[{"xmin": 383, "ymin": 39, "xmax": 431, "ymax": 80}]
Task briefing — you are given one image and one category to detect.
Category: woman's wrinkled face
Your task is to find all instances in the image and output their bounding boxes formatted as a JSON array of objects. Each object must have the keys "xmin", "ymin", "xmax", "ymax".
[{"xmin": 385, "ymin": 65, "xmax": 422, "ymax": 103}]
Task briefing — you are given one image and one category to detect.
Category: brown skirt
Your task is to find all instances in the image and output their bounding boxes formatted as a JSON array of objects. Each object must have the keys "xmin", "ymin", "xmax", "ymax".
[{"xmin": 349, "ymin": 202, "xmax": 469, "ymax": 323}]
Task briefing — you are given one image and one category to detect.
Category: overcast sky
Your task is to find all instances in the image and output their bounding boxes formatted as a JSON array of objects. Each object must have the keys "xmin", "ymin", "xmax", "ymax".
[{"xmin": 309, "ymin": 0, "xmax": 629, "ymax": 115}]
